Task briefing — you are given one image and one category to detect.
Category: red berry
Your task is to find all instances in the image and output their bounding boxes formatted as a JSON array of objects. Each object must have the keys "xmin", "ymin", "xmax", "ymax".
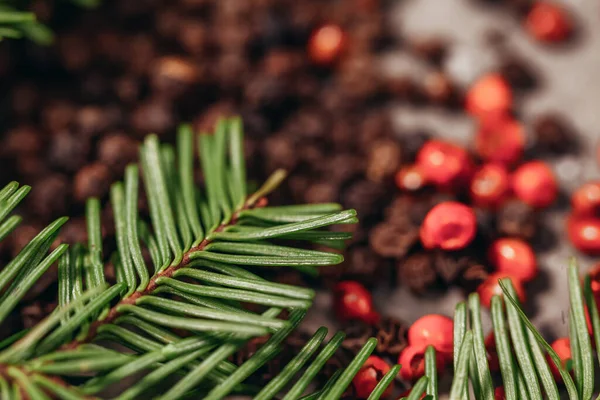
[
  {"xmin": 465, "ymin": 74, "xmax": 512, "ymax": 117},
  {"xmin": 567, "ymin": 215, "xmax": 600, "ymax": 255},
  {"xmin": 416, "ymin": 140, "xmax": 472, "ymax": 187},
  {"xmin": 352, "ymin": 356, "xmax": 393, "ymax": 399},
  {"xmin": 571, "ymin": 181, "xmax": 600, "ymax": 218},
  {"xmin": 485, "ymin": 332, "xmax": 500, "ymax": 372},
  {"xmin": 525, "ymin": 2, "xmax": 572, "ymax": 43},
  {"xmin": 511, "ymin": 161, "xmax": 558, "ymax": 208},
  {"xmin": 477, "ymin": 273, "xmax": 526, "ymax": 308},
  {"xmin": 420, "ymin": 201, "xmax": 477, "ymax": 251},
  {"xmin": 398, "ymin": 344, "xmax": 446, "ymax": 382},
  {"xmin": 547, "ymin": 337, "xmax": 571, "ymax": 380},
  {"xmin": 488, "ymin": 238, "xmax": 537, "ymax": 282},
  {"xmin": 470, "ymin": 163, "xmax": 511, "ymax": 208},
  {"xmin": 589, "ymin": 264, "xmax": 600, "ymax": 305},
  {"xmin": 395, "ymin": 164, "xmax": 428, "ymax": 192},
  {"xmin": 475, "ymin": 117, "xmax": 525, "ymax": 165},
  {"xmin": 308, "ymin": 24, "xmax": 345, "ymax": 65},
  {"xmin": 333, "ymin": 281, "xmax": 380, "ymax": 324},
  {"xmin": 408, "ymin": 314, "xmax": 454, "ymax": 354},
  {"xmin": 495, "ymin": 386, "xmax": 506, "ymax": 400}
]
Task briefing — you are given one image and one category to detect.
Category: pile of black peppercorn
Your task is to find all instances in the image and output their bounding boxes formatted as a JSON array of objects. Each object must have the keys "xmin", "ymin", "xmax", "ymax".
[{"xmin": 0, "ymin": 0, "xmax": 581, "ymax": 356}]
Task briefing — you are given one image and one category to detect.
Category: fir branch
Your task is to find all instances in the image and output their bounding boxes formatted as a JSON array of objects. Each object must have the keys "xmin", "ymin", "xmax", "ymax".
[{"xmin": 0, "ymin": 114, "xmax": 598, "ymax": 399}]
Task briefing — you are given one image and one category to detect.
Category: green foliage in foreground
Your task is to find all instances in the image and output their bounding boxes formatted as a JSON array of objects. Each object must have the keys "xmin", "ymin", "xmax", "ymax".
[
  {"xmin": 0, "ymin": 0, "xmax": 99, "ymax": 44},
  {"xmin": 0, "ymin": 116, "xmax": 596, "ymax": 399}
]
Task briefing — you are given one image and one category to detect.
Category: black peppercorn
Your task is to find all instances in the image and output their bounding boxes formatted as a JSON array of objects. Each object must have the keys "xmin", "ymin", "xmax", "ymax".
[
  {"xmin": 398, "ymin": 253, "xmax": 437, "ymax": 294},
  {"xmin": 533, "ymin": 113, "xmax": 578, "ymax": 155},
  {"xmin": 97, "ymin": 133, "xmax": 139, "ymax": 174},
  {"xmin": 130, "ymin": 98, "xmax": 176, "ymax": 137},
  {"xmin": 28, "ymin": 174, "xmax": 70, "ymax": 220},
  {"xmin": 370, "ymin": 222, "xmax": 419, "ymax": 259},
  {"xmin": 73, "ymin": 163, "xmax": 112, "ymax": 202},
  {"xmin": 496, "ymin": 199, "xmax": 538, "ymax": 240},
  {"xmin": 47, "ymin": 132, "xmax": 90, "ymax": 173}
]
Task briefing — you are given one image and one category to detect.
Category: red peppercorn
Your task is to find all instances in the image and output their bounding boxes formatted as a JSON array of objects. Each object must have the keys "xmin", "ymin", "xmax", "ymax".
[
  {"xmin": 465, "ymin": 74, "xmax": 512, "ymax": 117},
  {"xmin": 408, "ymin": 314, "xmax": 454, "ymax": 354},
  {"xmin": 485, "ymin": 332, "xmax": 500, "ymax": 372},
  {"xmin": 352, "ymin": 356, "xmax": 393, "ymax": 399},
  {"xmin": 475, "ymin": 117, "xmax": 525, "ymax": 166},
  {"xmin": 547, "ymin": 337, "xmax": 571, "ymax": 380},
  {"xmin": 395, "ymin": 164, "xmax": 428, "ymax": 192},
  {"xmin": 511, "ymin": 161, "xmax": 558, "ymax": 208},
  {"xmin": 495, "ymin": 386, "xmax": 506, "ymax": 400},
  {"xmin": 470, "ymin": 163, "xmax": 511, "ymax": 208},
  {"xmin": 571, "ymin": 181, "xmax": 600, "ymax": 218},
  {"xmin": 488, "ymin": 238, "xmax": 537, "ymax": 282},
  {"xmin": 398, "ymin": 344, "xmax": 447, "ymax": 382},
  {"xmin": 589, "ymin": 264, "xmax": 600, "ymax": 305},
  {"xmin": 416, "ymin": 140, "xmax": 472, "ymax": 187},
  {"xmin": 477, "ymin": 273, "xmax": 526, "ymax": 308},
  {"xmin": 333, "ymin": 281, "xmax": 380, "ymax": 324},
  {"xmin": 308, "ymin": 24, "xmax": 345, "ymax": 66},
  {"xmin": 420, "ymin": 201, "xmax": 477, "ymax": 251},
  {"xmin": 567, "ymin": 215, "xmax": 600, "ymax": 255},
  {"xmin": 525, "ymin": 2, "xmax": 572, "ymax": 43}
]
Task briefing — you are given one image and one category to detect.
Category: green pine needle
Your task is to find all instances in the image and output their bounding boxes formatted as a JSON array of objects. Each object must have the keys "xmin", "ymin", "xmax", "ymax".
[{"xmin": 0, "ymin": 116, "xmax": 597, "ymax": 399}]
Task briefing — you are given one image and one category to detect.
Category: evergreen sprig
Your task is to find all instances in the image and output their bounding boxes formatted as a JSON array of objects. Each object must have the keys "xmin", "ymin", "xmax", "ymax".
[
  {"xmin": 0, "ymin": 117, "xmax": 375, "ymax": 399},
  {"xmin": 0, "ymin": 0, "xmax": 100, "ymax": 44},
  {"xmin": 0, "ymin": 4, "xmax": 52, "ymax": 44},
  {"xmin": 0, "ymin": 116, "xmax": 597, "ymax": 399}
]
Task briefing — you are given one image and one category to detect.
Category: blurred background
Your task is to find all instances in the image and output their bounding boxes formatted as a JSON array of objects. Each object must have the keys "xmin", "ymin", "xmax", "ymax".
[{"xmin": 1, "ymin": 0, "xmax": 600, "ymax": 391}]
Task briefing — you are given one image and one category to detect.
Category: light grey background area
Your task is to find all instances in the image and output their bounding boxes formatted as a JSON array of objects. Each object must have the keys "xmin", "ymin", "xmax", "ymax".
[{"xmin": 308, "ymin": 0, "xmax": 600, "ymax": 346}]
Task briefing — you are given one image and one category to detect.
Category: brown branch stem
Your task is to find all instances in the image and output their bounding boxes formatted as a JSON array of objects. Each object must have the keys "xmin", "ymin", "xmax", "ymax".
[{"xmin": 62, "ymin": 198, "xmax": 266, "ymax": 350}]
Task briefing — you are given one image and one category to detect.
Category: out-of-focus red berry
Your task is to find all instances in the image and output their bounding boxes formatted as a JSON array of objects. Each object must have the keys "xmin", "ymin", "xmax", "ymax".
[
  {"xmin": 511, "ymin": 161, "xmax": 558, "ymax": 208},
  {"xmin": 525, "ymin": 2, "xmax": 572, "ymax": 43},
  {"xmin": 488, "ymin": 238, "xmax": 537, "ymax": 282},
  {"xmin": 567, "ymin": 215, "xmax": 600, "ymax": 255},
  {"xmin": 408, "ymin": 314, "xmax": 454, "ymax": 354},
  {"xmin": 470, "ymin": 163, "xmax": 511, "ymax": 208},
  {"xmin": 475, "ymin": 117, "xmax": 525, "ymax": 166},
  {"xmin": 571, "ymin": 181, "xmax": 600, "ymax": 218},
  {"xmin": 334, "ymin": 281, "xmax": 380, "ymax": 324},
  {"xmin": 495, "ymin": 387, "xmax": 506, "ymax": 400},
  {"xmin": 477, "ymin": 273, "xmax": 526, "ymax": 308},
  {"xmin": 589, "ymin": 264, "xmax": 600, "ymax": 305},
  {"xmin": 398, "ymin": 344, "xmax": 446, "ymax": 382},
  {"xmin": 416, "ymin": 140, "xmax": 472, "ymax": 187},
  {"xmin": 485, "ymin": 332, "xmax": 500, "ymax": 372},
  {"xmin": 308, "ymin": 24, "xmax": 345, "ymax": 65},
  {"xmin": 352, "ymin": 356, "xmax": 393, "ymax": 399},
  {"xmin": 420, "ymin": 201, "xmax": 477, "ymax": 251},
  {"xmin": 465, "ymin": 74, "xmax": 512, "ymax": 117},
  {"xmin": 395, "ymin": 164, "xmax": 428, "ymax": 192},
  {"xmin": 547, "ymin": 337, "xmax": 571, "ymax": 380}
]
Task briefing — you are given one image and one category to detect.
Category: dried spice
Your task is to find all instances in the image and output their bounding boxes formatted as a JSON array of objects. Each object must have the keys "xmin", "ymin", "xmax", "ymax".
[
  {"xmin": 533, "ymin": 114, "xmax": 577, "ymax": 155},
  {"xmin": 496, "ymin": 199, "xmax": 538, "ymax": 240},
  {"xmin": 370, "ymin": 222, "xmax": 419, "ymax": 258},
  {"xmin": 341, "ymin": 321, "xmax": 374, "ymax": 355},
  {"xmin": 433, "ymin": 250, "xmax": 474, "ymax": 285},
  {"xmin": 397, "ymin": 253, "xmax": 437, "ymax": 293},
  {"xmin": 374, "ymin": 316, "xmax": 409, "ymax": 358}
]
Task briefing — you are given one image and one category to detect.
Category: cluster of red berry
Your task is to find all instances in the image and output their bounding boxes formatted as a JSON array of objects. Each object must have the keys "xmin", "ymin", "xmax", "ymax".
[
  {"xmin": 404, "ymin": 70, "xmax": 556, "ymax": 308},
  {"xmin": 327, "ymin": 2, "xmax": 580, "ymax": 398}
]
